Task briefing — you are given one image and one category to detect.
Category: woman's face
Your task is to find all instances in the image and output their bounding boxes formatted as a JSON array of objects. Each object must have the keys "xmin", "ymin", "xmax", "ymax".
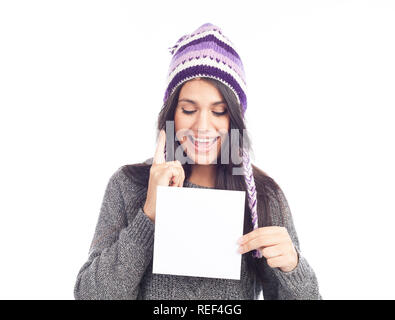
[{"xmin": 174, "ymin": 78, "xmax": 230, "ymax": 165}]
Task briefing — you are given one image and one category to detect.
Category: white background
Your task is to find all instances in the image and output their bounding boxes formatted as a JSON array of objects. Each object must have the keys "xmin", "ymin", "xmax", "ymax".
[{"xmin": 0, "ymin": 0, "xmax": 394, "ymax": 299}]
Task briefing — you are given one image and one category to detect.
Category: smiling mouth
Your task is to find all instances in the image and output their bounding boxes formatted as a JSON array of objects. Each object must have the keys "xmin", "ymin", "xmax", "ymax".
[{"xmin": 187, "ymin": 135, "xmax": 219, "ymax": 152}]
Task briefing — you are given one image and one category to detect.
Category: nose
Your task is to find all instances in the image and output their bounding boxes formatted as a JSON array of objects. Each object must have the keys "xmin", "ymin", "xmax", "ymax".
[{"xmin": 195, "ymin": 109, "xmax": 211, "ymax": 132}]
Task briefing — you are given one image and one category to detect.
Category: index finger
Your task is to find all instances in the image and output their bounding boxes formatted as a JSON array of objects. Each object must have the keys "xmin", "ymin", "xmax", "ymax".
[{"xmin": 153, "ymin": 129, "xmax": 166, "ymax": 164}]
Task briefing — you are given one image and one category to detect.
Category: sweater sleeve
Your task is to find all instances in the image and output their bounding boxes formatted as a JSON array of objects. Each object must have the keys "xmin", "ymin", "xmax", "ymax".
[
  {"xmin": 261, "ymin": 186, "xmax": 323, "ymax": 300},
  {"xmin": 73, "ymin": 167, "xmax": 154, "ymax": 300}
]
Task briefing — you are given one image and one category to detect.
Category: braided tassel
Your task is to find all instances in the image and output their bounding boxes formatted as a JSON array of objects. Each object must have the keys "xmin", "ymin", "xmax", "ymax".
[{"xmin": 242, "ymin": 148, "xmax": 262, "ymax": 259}]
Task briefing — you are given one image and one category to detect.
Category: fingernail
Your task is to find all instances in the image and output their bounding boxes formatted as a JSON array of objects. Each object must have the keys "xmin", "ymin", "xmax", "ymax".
[{"xmin": 237, "ymin": 237, "xmax": 243, "ymax": 244}]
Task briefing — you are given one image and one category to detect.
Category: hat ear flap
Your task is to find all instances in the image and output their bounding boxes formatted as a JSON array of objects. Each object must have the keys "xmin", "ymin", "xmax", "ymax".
[{"xmin": 242, "ymin": 149, "xmax": 262, "ymax": 259}]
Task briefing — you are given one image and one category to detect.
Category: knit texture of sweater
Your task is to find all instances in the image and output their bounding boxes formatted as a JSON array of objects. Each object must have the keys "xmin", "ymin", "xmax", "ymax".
[{"xmin": 74, "ymin": 165, "xmax": 322, "ymax": 300}]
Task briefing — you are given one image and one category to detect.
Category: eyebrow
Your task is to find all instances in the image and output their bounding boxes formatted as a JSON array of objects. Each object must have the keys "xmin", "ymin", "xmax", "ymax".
[{"xmin": 178, "ymin": 98, "xmax": 226, "ymax": 106}]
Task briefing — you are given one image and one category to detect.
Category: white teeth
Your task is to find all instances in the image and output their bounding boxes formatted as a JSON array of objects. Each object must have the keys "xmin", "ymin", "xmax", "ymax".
[{"xmin": 190, "ymin": 136, "xmax": 217, "ymax": 143}]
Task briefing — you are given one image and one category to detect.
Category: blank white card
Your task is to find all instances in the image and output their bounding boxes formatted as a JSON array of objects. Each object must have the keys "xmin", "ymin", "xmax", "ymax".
[{"xmin": 152, "ymin": 185, "xmax": 246, "ymax": 280}]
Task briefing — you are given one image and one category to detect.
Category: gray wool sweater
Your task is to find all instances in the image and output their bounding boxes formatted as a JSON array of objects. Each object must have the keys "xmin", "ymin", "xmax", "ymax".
[{"xmin": 74, "ymin": 165, "xmax": 322, "ymax": 300}]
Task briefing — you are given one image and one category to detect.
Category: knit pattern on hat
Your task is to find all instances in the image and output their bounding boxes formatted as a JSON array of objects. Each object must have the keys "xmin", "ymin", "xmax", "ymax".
[
  {"xmin": 164, "ymin": 23, "xmax": 248, "ymax": 115},
  {"xmin": 163, "ymin": 23, "xmax": 261, "ymax": 258}
]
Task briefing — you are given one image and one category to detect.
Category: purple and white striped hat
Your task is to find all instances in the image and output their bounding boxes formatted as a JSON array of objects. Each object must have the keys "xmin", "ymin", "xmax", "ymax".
[{"xmin": 163, "ymin": 23, "xmax": 261, "ymax": 259}]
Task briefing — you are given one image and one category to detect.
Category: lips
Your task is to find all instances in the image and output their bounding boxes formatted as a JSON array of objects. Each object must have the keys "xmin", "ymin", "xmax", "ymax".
[{"xmin": 188, "ymin": 135, "xmax": 219, "ymax": 153}]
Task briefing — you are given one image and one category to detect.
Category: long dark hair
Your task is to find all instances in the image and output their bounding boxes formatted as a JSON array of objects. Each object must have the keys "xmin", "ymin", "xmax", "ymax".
[{"xmin": 122, "ymin": 77, "xmax": 283, "ymax": 287}]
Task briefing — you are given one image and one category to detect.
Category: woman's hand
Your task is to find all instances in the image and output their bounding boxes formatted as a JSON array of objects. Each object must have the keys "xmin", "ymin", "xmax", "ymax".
[
  {"xmin": 237, "ymin": 226, "xmax": 299, "ymax": 272},
  {"xmin": 143, "ymin": 129, "xmax": 185, "ymax": 223}
]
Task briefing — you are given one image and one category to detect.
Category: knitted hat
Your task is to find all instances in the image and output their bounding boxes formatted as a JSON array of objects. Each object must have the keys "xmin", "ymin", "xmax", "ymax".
[{"xmin": 163, "ymin": 23, "xmax": 261, "ymax": 259}]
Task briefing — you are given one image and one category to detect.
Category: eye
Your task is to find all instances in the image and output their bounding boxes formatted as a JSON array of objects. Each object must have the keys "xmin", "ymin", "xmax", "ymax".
[
  {"xmin": 181, "ymin": 107, "xmax": 197, "ymax": 115},
  {"xmin": 212, "ymin": 110, "xmax": 228, "ymax": 116}
]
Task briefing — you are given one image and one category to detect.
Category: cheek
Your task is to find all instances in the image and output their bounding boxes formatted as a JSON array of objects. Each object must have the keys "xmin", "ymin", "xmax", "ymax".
[
  {"xmin": 174, "ymin": 111, "xmax": 192, "ymax": 132},
  {"xmin": 216, "ymin": 115, "xmax": 230, "ymax": 131},
  {"xmin": 215, "ymin": 117, "xmax": 230, "ymax": 149}
]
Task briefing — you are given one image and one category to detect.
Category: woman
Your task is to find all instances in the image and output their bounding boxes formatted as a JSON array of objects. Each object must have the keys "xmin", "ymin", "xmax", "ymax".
[{"xmin": 74, "ymin": 23, "xmax": 321, "ymax": 300}]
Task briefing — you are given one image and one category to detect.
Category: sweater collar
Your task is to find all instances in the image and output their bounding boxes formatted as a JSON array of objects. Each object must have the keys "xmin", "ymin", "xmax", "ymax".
[{"xmin": 183, "ymin": 179, "xmax": 214, "ymax": 189}]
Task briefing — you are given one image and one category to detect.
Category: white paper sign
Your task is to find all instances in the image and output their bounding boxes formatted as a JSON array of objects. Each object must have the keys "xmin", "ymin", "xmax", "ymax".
[{"xmin": 152, "ymin": 185, "xmax": 246, "ymax": 280}]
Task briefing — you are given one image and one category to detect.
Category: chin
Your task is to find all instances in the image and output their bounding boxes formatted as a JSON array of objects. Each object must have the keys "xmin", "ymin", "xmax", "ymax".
[{"xmin": 187, "ymin": 152, "xmax": 219, "ymax": 165}]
